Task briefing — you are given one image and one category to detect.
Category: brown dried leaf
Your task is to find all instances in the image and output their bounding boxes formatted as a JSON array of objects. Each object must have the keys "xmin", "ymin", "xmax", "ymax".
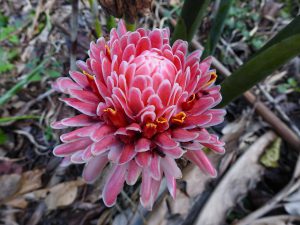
[
  {"xmin": 0, "ymin": 174, "xmax": 21, "ymax": 202},
  {"xmin": 18, "ymin": 169, "xmax": 44, "ymax": 195},
  {"xmin": 6, "ymin": 197, "xmax": 28, "ymax": 209},
  {"xmin": 28, "ymin": 179, "xmax": 85, "ymax": 210}
]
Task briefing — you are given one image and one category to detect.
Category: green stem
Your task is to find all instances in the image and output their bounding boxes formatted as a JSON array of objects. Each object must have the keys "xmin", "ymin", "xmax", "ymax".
[
  {"xmin": 0, "ymin": 115, "xmax": 40, "ymax": 123},
  {"xmin": 203, "ymin": 0, "xmax": 234, "ymax": 57},
  {"xmin": 125, "ymin": 20, "xmax": 136, "ymax": 31},
  {"xmin": 88, "ymin": 0, "xmax": 102, "ymax": 37},
  {"xmin": 107, "ymin": 16, "xmax": 116, "ymax": 32}
]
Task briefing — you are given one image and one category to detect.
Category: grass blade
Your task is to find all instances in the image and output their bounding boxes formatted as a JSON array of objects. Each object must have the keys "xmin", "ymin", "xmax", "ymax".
[
  {"xmin": 0, "ymin": 59, "xmax": 48, "ymax": 106},
  {"xmin": 203, "ymin": 0, "xmax": 235, "ymax": 57}
]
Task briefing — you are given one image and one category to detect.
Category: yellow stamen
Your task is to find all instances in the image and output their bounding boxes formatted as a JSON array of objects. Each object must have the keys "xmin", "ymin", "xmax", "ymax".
[
  {"xmin": 104, "ymin": 107, "xmax": 116, "ymax": 114},
  {"xmin": 204, "ymin": 70, "xmax": 217, "ymax": 87},
  {"xmin": 156, "ymin": 117, "xmax": 167, "ymax": 124},
  {"xmin": 171, "ymin": 112, "xmax": 187, "ymax": 124},
  {"xmin": 83, "ymin": 70, "xmax": 94, "ymax": 80},
  {"xmin": 104, "ymin": 108, "xmax": 127, "ymax": 127},
  {"xmin": 146, "ymin": 122, "xmax": 157, "ymax": 129},
  {"xmin": 182, "ymin": 94, "xmax": 196, "ymax": 110},
  {"xmin": 105, "ymin": 45, "xmax": 111, "ymax": 58}
]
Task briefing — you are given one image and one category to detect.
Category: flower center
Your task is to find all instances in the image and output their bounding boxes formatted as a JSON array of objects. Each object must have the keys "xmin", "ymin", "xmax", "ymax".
[{"xmin": 133, "ymin": 51, "xmax": 177, "ymax": 82}]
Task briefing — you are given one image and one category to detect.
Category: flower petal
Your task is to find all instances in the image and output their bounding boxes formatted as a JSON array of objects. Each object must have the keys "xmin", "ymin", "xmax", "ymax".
[
  {"xmin": 102, "ymin": 164, "xmax": 127, "ymax": 207},
  {"xmin": 61, "ymin": 98, "xmax": 97, "ymax": 116},
  {"xmin": 126, "ymin": 160, "xmax": 142, "ymax": 185},
  {"xmin": 161, "ymin": 157, "xmax": 182, "ymax": 179},
  {"xmin": 185, "ymin": 150, "xmax": 217, "ymax": 177},
  {"xmin": 118, "ymin": 144, "xmax": 136, "ymax": 164},
  {"xmin": 155, "ymin": 133, "xmax": 179, "ymax": 149},
  {"xmin": 135, "ymin": 138, "xmax": 151, "ymax": 152},
  {"xmin": 83, "ymin": 155, "xmax": 108, "ymax": 183},
  {"xmin": 53, "ymin": 138, "xmax": 92, "ymax": 156},
  {"xmin": 172, "ymin": 129, "xmax": 199, "ymax": 142},
  {"xmin": 91, "ymin": 135, "xmax": 118, "ymax": 155}
]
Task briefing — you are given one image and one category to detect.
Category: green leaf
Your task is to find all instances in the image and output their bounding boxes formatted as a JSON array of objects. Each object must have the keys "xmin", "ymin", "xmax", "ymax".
[
  {"xmin": 107, "ymin": 16, "xmax": 116, "ymax": 32},
  {"xmin": 172, "ymin": 17, "xmax": 187, "ymax": 41},
  {"xmin": 0, "ymin": 62, "xmax": 14, "ymax": 73},
  {"xmin": 0, "ymin": 115, "xmax": 40, "ymax": 123},
  {"xmin": 46, "ymin": 70, "xmax": 61, "ymax": 78},
  {"xmin": 257, "ymin": 15, "xmax": 300, "ymax": 54},
  {"xmin": 260, "ymin": 138, "xmax": 281, "ymax": 168},
  {"xmin": 171, "ymin": 0, "xmax": 210, "ymax": 43},
  {"xmin": 0, "ymin": 13, "xmax": 8, "ymax": 27},
  {"xmin": 204, "ymin": 0, "xmax": 235, "ymax": 57},
  {"xmin": 0, "ymin": 129, "xmax": 7, "ymax": 145},
  {"xmin": 88, "ymin": 0, "xmax": 102, "ymax": 37},
  {"xmin": 0, "ymin": 59, "xmax": 48, "ymax": 106},
  {"xmin": 220, "ymin": 15, "xmax": 300, "ymax": 106},
  {"xmin": 125, "ymin": 21, "xmax": 136, "ymax": 32},
  {"xmin": 44, "ymin": 126, "xmax": 54, "ymax": 142}
]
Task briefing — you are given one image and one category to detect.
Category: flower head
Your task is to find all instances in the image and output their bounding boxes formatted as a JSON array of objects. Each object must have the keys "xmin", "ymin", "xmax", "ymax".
[{"xmin": 52, "ymin": 20, "xmax": 226, "ymax": 210}]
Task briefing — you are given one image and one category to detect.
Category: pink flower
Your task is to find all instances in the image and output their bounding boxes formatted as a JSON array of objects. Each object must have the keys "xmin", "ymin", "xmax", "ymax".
[{"xmin": 51, "ymin": 20, "xmax": 226, "ymax": 210}]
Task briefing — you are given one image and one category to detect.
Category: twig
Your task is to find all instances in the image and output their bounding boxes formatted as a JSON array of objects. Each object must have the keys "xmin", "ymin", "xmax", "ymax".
[
  {"xmin": 257, "ymin": 84, "xmax": 300, "ymax": 137},
  {"xmin": 13, "ymin": 130, "xmax": 48, "ymax": 151},
  {"xmin": 1, "ymin": 89, "xmax": 55, "ymax": 126},
  {"xmin": 235, "ymin": 154, "xmax": 300, "ymax": 225},
  {"xmin": 249, "ymin": 215, "xmax": 300, "ymax": 224},
  {"xmin": 70, "ymin": 0, "xmax": 79, "ymax": 70}
]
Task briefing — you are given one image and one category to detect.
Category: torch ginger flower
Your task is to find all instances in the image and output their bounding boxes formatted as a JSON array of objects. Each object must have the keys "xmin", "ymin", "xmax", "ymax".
[{"xmin": 51, "ymin": 20, "xmax": 226, "ymax": 210}]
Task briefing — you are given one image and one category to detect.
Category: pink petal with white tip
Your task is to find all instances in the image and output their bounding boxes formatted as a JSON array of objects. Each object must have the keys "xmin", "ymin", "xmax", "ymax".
[
  {"xmin": 155, "ymin": 133, "xmax": 179, "ymax": 149},
  {"xmin": 161, "ymin": 157, "xmax": 182, "ymax": 179},
  {"xmin": 187, "ymin": 97, "xmax": 215, "ymax": 116},
  {"xmin": 150, "ymin": 154, "xmax": 161, "ymax": 180},
  {"xmin": 83, "ymin": 155, "xmax": 108, "ymax": 183},
  {"xmin": 69, "ymin": 89, "xmax": 99, "ymax": 104},
  {"xmin": 118, "ymin": 144, "xmax": 136, "ymax": 164},
  {"xmin": 61, "ymin": 98, "xmax": 97, "ymax": 116},
  {"xmin": 135, "ymin": 138, "xmax": 151, "ymax": 152},
  {"xmin": 161, "ymin": 146, "xmax": 185, "ymax": 159},
  {"xmin": 185, "ymin": 150, "xmax": 217, "ymax": 177},
  {"xmin": 91, "ymin": 135, "xmax": 117, "ymax": 155},
  {"xmin": 172, "ymin": 129, "xmax": 199, "ymax": 142},
  {"xmin": 69, "ymin": 71, "xmax": 89, "ymax": 88},
  {"xmin": 102, "ymin": 164, "xmax": 127, "ymax": 207},
  {"xmin": 60, "ymin": 114, "xmax": 96, "ymax": 127},
  {"xmin": 164, "ymin": 172, "xmax": 177, "ymax": 199},
  {"xmin": 126, "ymin": 160, "xmax": 142, "ymax": 185},
  {"xmin": 53, "ymin": 138, "xmax": 92, "ymax": 156},
  {"xmin": 202, "ymin": 109, "xmax": 226, "ymax": 127},
  {"xmin": 91, "ymin": 124, "xmax": 115, "ymax": 142},
  {"xmin": 135, "ymin": 151, "xmax": 151, "ymax": 167},
  {"xmin": 149, "ymin": 29, "xmax": 163, "ymax": 49},
  {"xmin": 184, "ymin": 114, "xmax": 213, "ymax": 129}
]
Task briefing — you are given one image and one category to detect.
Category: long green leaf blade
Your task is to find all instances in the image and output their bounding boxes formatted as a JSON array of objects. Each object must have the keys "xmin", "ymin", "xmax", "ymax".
[
  {"xmin": 220, "ymin": 34, "xmax": 300, "ymax": 106},
  {"xmin": 0, "ymin": 115, "xmax": 40, "ymax": 123},
  {"xmin": 171, "ymin": 0, "xmax": 210, "ymax": 43},
  {"xmin": 257, "ymin": 15, "xmax": 300, "ymax": 53},
  {"xmin": 203, "ymin": 0, "xmax": 235, "ymax": 57}
]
